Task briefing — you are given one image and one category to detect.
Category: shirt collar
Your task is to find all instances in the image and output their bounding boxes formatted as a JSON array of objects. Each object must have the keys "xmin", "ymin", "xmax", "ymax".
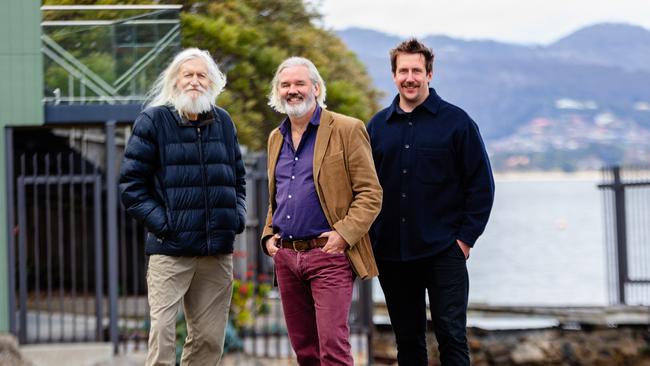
[
  {"xmin": 279, "ymin": 104, "xmax": 322, "ymax": 135},
  {"xmin": 385, "ymin": 88, "xmax": 441, "ymax": 122}
]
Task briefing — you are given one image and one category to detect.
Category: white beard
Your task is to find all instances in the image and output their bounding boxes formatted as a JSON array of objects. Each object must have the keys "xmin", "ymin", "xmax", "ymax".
[
  {"xmin": 283, "ymin": 90, "xmax": 317, "ymax": 118},
  {"xmin": 173, "ymin": 88, "xmax": 214, "ymax": 116}
]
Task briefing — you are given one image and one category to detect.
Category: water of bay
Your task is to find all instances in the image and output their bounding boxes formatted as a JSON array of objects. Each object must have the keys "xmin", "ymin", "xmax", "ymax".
[{"xmin": 373, "ymin": 174, "xmax": 609, "ymax": 306}]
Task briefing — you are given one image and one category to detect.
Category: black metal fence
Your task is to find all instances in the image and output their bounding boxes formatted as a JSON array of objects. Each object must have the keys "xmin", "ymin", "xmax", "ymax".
[
  {"xmin": 6, "ymin": 125, "xmax": 372, "ymax": 361},
  {"xmin": 599, "ymin": 166, "xmax": 650, "ymax": 305}
]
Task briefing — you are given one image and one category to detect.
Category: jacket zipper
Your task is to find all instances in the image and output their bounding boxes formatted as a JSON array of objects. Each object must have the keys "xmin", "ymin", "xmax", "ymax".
[{"xmin": 197, "ymin": 127, "xmax": 211, "ymax": 251}]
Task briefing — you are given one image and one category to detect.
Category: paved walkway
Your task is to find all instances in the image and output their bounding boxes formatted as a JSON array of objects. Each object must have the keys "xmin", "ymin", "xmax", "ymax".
[
  {"xmin": 21, "ymin": 343, "xmax": 367, "ymax": 366},
  {"xmin": 20, "ymin": 343, "xmax": 324, "ymax": 366},
  {"xmin": 102, "ymin": 352, "xmax": 300, "ymax": 366}
]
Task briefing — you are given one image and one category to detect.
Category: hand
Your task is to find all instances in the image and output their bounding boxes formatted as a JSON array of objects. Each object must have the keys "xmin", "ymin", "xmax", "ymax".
[
  {"xmin": 265, "ymin": 234, "xmax": 281, "ymax": 257},
  {"xmin": 319, "ymin": 230, "xmax": 349, "ymax": 254},
  {"xmin": 456, "ymin": 239, "xmax": 470, "ymax": 260}
]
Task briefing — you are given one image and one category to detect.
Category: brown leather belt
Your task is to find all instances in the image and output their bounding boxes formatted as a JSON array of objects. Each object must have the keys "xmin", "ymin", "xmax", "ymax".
[{"xmin": 280, "ymin": 237, "xmax": 328, "ymax": 252}]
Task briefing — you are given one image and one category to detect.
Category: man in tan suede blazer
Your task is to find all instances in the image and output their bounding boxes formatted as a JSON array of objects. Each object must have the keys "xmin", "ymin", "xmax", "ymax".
[{"xmin": 261, "ymin": 56, "xmax": 382, "ymax": 365}]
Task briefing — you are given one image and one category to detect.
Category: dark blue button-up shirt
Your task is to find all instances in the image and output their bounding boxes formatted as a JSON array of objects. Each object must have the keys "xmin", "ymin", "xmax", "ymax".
[
  {"xmin": 367, "ymin": 88, "xmax": 495, "ymax": 261},
  {"xmin": 273, "ymin": 106, "xmax": 331, "ymax": 240}
]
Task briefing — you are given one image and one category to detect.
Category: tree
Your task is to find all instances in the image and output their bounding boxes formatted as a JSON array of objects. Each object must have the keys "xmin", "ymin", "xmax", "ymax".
[{"xmin": 177, "ymin": 0, "xmax": 381, "ymax": 149}]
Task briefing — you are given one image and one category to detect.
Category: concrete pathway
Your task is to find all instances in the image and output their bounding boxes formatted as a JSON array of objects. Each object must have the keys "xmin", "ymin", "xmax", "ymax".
[
  {"xmin": 20, "ymin": 342, "xmax": 369, "ymax": 366},
  {"xmin": 19, "ymin": 343, "xmax": 315, "ymax": 366}
]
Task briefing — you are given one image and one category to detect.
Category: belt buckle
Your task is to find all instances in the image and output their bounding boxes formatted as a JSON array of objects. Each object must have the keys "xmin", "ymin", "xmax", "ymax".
[{"xmin": 292, "ymin": 240, "xmax": 308, "ymax": 252}]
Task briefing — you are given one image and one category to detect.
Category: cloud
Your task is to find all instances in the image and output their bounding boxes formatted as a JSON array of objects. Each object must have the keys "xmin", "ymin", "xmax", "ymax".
[{"xmin": 318, "ymin": 0, "xmax": 650, "ymax": 44}]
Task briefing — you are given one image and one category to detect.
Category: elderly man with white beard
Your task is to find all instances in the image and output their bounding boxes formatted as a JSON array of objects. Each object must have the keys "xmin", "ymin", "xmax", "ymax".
[
  {"xmin": 261, "ymin": 57, "xmax": 382, "ymax": 365},
  {"xmin": 119, "ymin": 48, "xmax": 246, "ymax": 366}
]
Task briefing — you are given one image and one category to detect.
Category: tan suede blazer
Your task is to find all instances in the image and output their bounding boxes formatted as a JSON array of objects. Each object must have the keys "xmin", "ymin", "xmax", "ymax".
[{"xmin": 261, "ymin": 109, "xmax": 382, "ymax": 279}]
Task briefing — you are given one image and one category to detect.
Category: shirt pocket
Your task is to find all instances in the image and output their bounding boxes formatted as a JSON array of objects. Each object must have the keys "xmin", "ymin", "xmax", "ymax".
[
  {"xmin": 322, "ymin": 150, "xmax": 344, "ymax": 166},
  {"xmin": 416, "ymin": 148, "xmax": 452, "ymax": 184},
  {"xmin": 320, "ymin": 151, "xmax": 349, "ymax": 187}
]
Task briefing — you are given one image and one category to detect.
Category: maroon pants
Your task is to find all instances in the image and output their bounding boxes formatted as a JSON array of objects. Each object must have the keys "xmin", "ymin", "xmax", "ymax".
[{"xmin": 274, "ymin": 247, "xmax": 355, "ymax": 366}]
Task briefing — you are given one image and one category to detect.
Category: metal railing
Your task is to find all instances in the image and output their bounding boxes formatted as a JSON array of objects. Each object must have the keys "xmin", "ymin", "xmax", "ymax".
[
  {"xmin": 6, "ymin": 125, "xmax": 373, "ymax": 361},
  {"xmin": 41, "ymin": 5, "xmax": 181, "ymax": 105},
  {"xmin": 15, "ymin": 152, "xmax": 106, "ymax": 343},
  {"xmin": 599, "ymin": 166, "xmax": 650, "ymax": 305}
]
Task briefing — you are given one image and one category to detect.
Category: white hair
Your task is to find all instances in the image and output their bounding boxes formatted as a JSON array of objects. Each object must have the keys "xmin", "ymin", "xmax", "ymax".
[
  {"xmin": 268, "ymin": 57, "xmax": 327, "ymax": 113},
  {"xmin": 146, "ymin": 48, "xmax": 226, "ymax": 109}
]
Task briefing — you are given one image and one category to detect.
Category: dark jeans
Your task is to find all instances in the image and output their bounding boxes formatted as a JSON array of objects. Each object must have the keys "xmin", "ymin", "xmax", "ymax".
[{"xmin": 377, "ymin": 243, "xmax": 470, "ymax": 366}]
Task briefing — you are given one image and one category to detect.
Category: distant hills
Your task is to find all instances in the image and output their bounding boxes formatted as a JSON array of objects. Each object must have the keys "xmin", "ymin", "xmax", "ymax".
[
  {"xmin": 337, "ymin": 23, "xmax": 650, "ymax": 171},
  {"xmin": 548, "ymin": 23, "xmax": 650, "ymax": 73}
]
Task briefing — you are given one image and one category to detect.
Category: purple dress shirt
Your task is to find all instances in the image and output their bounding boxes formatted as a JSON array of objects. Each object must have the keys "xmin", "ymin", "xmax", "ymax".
[{"xmin": 272, "ymin": 106, "xmax": 331, "ymax": 240}]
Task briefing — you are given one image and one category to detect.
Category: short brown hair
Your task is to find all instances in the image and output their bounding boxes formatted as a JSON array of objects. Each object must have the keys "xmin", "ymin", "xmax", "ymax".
[{"xmin": 390, "ymin": 38, "xmax": 435, "ymax": 74}]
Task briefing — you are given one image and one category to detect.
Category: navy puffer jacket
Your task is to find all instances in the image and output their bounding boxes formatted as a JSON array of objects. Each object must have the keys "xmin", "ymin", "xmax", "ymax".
[{"xmin": 119, "ymin": 105, "xmax": 246, "ymax": 256}]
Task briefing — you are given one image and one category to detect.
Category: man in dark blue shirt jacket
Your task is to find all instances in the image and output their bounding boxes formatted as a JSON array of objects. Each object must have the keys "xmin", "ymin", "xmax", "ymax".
[{"xmin": 367, "ymin": 38, "xmax": 495, "ymax": 365}]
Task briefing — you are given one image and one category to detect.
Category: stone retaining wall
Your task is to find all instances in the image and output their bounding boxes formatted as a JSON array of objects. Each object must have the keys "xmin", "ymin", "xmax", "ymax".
[{"xmin": 374, "ymin": 324, "xmax": 650, "ymax": 365}]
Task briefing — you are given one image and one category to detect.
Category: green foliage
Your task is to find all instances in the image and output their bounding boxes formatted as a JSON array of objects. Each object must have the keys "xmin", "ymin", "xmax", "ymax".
[
  {"xmin": 177, "ymin": 0, "xmax": 381, "ymax": 149},
  {"xmin": 230, "ymin": 278, "xmax": 271, "ymax": 330}
]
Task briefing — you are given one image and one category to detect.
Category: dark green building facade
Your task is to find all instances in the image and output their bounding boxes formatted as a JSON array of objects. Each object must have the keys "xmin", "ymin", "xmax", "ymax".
[{"xmin": 0, "ymin": 0, "xmax": 43, "ymax": 332}]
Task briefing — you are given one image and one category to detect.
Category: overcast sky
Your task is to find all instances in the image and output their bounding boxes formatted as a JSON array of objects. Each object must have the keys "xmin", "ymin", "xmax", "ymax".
[{"xmin": 316, "ymin": 0, "xmax": 650, "ymax": 45}]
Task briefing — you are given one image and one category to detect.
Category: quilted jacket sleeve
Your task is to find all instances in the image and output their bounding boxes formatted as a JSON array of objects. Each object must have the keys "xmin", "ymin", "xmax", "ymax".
[
  {"xmin": 118, "ymin": 112, "xmax": 169, "ymax": 236},
  {"xmin": 232, "ymin": 122, "xmax": 247, "ymax": 234}
]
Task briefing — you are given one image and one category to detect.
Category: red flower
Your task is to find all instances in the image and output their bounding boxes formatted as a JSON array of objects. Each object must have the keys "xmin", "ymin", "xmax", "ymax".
[{"xmin": 239, "ymin": 284, "xmax": 249, "ymax": 295}]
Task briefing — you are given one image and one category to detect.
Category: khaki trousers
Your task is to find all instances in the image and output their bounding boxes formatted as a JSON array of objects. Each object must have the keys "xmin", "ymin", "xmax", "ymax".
[{"xmin": 145, "ymin": 254, "xmax": 233, "ymax": 366}]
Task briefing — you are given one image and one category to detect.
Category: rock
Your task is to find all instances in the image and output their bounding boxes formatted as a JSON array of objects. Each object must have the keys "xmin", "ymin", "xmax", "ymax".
[
  {"xmin": 619, "ymin": 338, "xmax": 642, "ymax": 357},
  {"xmin": 374, "ymin": 321, "xmax": 650, "ymax": 365},
  {"xmin": 0, "ymin": 334, "xmax": 31, "ymax": 366},
  {"xmin": 511, "ymin": 343, "xmax": 546, "ymax": 365},
  {"xmin": 468, "ymin": 338, "xmax": 482, "ymax": 351},
  {"xmin": 487, "ymin": 342, "xmax": 510, "ymax": 358}
]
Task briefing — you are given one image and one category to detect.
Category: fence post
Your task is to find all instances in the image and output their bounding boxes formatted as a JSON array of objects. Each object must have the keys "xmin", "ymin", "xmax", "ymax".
[
  {"xmin": 5, "ymin": 128, "xmax": 17, "ymax": 336},
  {"xmin": 612, "ymin": 167, "xmax": 628, "ymax": 304},
  {"xmin": 105, "ymin": 121, "xmax": 119, "ymax": 353},
  {"xmin": 361, "ymin": 280, "xmax": 373, "ymax": 365},
  {"xmin": 254, "ymin": 154, "xmax": 270, "ymax": 276},
  {"xmin": 17, "ymin": 169, "xmax": 27, "ymax": 343}
]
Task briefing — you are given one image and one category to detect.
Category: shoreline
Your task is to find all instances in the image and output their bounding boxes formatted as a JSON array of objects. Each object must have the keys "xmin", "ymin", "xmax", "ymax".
[{"xmin": 493, "ymin": 170, "xmax": 601, "ymax": 181}]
